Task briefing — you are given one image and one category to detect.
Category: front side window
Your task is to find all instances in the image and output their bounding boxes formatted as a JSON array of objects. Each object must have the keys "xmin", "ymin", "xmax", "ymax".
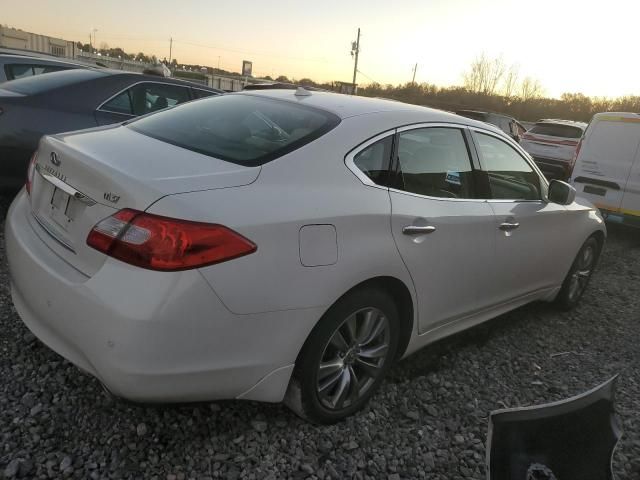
[
  {"xmin": 127, "ymin": 94, "xmax": 340, "ymax": 166},
  {"xmin": 353, "ymin": 136, "xmax": 393, "ymax": 185},
  {"xmin": 475, "ymin": 132, "xmax": 542, "ymax": 200},
  {"xmin": 395, "ymin": 127, "xmax": 474, "ymax": 199}
]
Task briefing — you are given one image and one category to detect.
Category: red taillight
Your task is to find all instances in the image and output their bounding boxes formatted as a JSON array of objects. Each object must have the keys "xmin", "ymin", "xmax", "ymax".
[
  {"xmin": 25, "ymin": 150, "xmax": 37, "ymax": 195},
  {"xmin": 87, "ymin": 209, "xmax": 257, "ymax": 271}
]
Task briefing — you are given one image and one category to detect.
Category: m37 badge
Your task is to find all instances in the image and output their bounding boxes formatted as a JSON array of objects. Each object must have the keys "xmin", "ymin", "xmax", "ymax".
[{"xmin": 103, "ymin": 192, "xmax": 121, "ymax": 204}]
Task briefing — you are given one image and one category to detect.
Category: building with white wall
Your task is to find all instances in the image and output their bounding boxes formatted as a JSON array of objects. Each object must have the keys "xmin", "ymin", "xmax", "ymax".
[{"xmin": 0, "ymin": 26, "xmax": 76, "ymax": 58}]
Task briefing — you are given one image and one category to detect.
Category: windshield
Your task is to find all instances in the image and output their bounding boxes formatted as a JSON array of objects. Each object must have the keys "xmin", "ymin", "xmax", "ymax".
[{"xmin": 127, "ymin": 94, "xmax": 341, "ymax": 166}]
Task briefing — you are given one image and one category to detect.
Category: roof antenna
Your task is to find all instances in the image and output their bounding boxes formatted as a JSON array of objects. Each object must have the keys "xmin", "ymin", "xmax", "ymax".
[{"xmin": 295, "ymin": 86, "xmax": 312, "ymax": 97}]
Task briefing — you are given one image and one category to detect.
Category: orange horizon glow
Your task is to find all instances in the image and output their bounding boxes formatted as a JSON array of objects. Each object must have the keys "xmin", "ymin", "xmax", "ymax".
[{"xmin": 2, "ymin": 0, "xmax": 638, "ymax": 99}]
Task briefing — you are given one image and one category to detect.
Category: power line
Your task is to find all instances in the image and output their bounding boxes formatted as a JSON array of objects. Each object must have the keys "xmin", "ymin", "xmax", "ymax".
[{"xmin": 356, "ymin": 69, "xmax": 380, "ymax": 85}]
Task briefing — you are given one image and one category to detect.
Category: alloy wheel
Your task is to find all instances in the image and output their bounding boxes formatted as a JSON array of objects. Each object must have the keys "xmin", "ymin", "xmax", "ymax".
[
  {"xmin": 316, "ymin": 307, "xmax": 390, "ymax": 411},
  {"xmin": 568, "ymin": 243, "xmax": 596, "ymax": 302}
]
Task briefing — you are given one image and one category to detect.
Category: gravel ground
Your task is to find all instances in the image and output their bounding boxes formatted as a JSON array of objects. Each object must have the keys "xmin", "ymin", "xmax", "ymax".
[{"xmin": 0, "ymin": 192, "xmax": 639, "ymax": 480}]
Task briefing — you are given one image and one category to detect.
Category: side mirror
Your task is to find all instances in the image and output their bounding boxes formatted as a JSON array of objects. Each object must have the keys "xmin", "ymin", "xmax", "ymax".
[{"xmin": 548, "ymin": 179, "xmax": 576, "ymax": 205}]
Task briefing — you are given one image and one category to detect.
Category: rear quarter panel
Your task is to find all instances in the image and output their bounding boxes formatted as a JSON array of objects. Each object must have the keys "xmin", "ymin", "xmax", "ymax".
[{"xmin": 146, "ymin": 114, "xmax": 416, "ymax": 316}]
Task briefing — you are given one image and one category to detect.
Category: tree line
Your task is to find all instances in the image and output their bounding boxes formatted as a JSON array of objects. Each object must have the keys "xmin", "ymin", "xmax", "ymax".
[{"xmin": 73, "ymin": 44, "xmax": 640, "ymax": 122}]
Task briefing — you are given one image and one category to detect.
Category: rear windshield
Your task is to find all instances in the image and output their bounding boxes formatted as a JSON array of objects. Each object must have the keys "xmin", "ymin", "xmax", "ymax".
[
  {"xmin": 529, "ymin": 123, "xmax": 583, "ymax": 138},
  {"xmin": 2, "ymin": 68, "xmax": 104, "ymax": 95},
  {"xmin": 127, "ymin": 94, "xmax": 341, "ymax": 166}
]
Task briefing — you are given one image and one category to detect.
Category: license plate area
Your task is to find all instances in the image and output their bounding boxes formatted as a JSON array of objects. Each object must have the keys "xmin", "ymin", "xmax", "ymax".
[{"xmin": 49, "ymin": 186, "xmax": 77, "ymax": 229}]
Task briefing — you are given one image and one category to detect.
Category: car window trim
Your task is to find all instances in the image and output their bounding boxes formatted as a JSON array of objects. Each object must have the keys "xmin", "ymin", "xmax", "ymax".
[
  {"xmin": 95, "ymin": 80, "xmax": 198, "ymax": 116},
  {"xmin": 389, "ymin": 123, "xmax": 485, "ymax": 202},
  {"xmin": 467, "ymin": 126, "xmax": 549, "ymax": 203}
]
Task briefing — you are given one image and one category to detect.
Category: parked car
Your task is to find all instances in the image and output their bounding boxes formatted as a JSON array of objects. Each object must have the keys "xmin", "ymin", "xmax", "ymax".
[
  {"xmin": 0, "ymin": 69, "xmax": 222, "ymax": 190},
  {"xmin": 0, "ymin": 53, "xmax": 93, "ymax": 83},
  {"xmin": 455, "ymin": 109, "xmax": 526, "ymax": 142},
  {"xmin": 6, "ymin": 90, "xmax": 605, "ymax": 423},
  {"xmin": 520, "ymin": 119, "xmax": 587, "ymax": 180},
  {"xmin": 570, "ymin": 112, "xmax": 640, "ymax": 227}
]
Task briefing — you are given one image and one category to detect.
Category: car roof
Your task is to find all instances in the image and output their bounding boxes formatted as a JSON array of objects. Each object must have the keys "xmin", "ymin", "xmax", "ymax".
[
  {"xmin": 2, "ymin": 67, "xmax": 222, "ymax": 93},
  {"xmin": 592, "ymin": 112, "xmax": 640, "ymax": 120},
  {"xmin": 0, "ymin": 53, "xmax": 91, "ymax": 68},
  {"xmin": 239, "ymin": 89, "xmax": 493, "ymax": 125}
]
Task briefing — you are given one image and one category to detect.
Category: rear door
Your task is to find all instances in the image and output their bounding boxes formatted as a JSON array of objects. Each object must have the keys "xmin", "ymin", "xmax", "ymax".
[
  {"xmin": 470, "ymin": 129, "xmax": 570, "ymax": 303},
  {"xmin": 388, "ymin": 124, "xmax": 496, "ymax": 334},
  {"xmin": 572, "ymin": 116, "xmax": 640, "ymax": 214}
]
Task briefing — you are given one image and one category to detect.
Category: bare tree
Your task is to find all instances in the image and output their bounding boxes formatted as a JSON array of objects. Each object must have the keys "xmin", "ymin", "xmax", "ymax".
[
  {"xmin": 520, "ymin": 76, "xmax": 544, "ymax": 101},
  {"xmin": 463, "ymin": 53, "xmax": 506, "ymax": 95},
  {"xmin": 502, "ymin": 64, "xmax": 520, "ymax": 99}
]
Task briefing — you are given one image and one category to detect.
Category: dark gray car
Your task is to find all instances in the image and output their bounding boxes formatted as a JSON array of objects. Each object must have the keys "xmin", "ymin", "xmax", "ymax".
[{"xmin": 0, "ymin": 69, "xmax": 222, "ymax": 190}]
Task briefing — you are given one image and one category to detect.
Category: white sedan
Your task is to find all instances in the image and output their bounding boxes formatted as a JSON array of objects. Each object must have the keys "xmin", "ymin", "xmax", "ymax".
[{"xmin": 5, "ymin": 90, "xmax": 605, "ymax": 423}]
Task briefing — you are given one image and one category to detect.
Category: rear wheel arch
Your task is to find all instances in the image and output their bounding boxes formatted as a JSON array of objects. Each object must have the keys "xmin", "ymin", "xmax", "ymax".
[{"xmin": 298, "ymin": 276, "xmax": 415, "ymax": 363}]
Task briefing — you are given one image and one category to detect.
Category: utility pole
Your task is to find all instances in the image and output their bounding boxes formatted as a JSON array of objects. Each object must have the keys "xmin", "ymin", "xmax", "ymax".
[
  {"xmin": 412, "ymin": 63, "xmax": 418, "ymax": 83},
  {"xmin": 169, "ymin": 37, "xmax": 172, "ymax": 63},
  {"xmin": 351, "ymin": 28, "xmax": 360, "ymax": 95}
]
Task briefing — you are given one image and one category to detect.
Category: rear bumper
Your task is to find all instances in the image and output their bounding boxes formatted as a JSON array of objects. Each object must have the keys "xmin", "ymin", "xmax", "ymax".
[{"xmin": 6, "ymin": 190, "xmax": 322, "ymax": 403}]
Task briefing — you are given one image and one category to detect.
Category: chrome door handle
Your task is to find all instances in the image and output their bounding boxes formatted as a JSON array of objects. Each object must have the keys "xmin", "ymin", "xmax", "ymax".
[
  {"xmin": 402, "ymin": 225, "xmax": 436, "ymax": 235},
  {"xmin": 499, "ymin": 222, "xmax": 520, "ymax": 231}
]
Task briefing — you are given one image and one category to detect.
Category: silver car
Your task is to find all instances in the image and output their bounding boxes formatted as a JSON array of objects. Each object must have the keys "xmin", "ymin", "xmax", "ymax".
[{"xmin": 5, "ymin": 90, "xmax": 605, "ymax": 423}]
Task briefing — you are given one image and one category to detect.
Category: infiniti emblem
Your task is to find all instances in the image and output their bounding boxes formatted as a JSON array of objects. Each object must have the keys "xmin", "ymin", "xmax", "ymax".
[{"xmin": 50, "ymin": 151, "xmax": 61, "ymax": 167}]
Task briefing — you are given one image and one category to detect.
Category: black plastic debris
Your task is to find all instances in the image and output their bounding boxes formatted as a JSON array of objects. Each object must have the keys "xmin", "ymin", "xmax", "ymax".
[{"xmin": 487, "ymin": 376, "xmax": 621, "ymax": 480}]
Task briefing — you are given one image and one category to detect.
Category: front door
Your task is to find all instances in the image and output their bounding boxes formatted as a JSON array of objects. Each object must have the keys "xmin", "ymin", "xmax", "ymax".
[
  {"xmin": 470, "ymin": 129, "xmax": 570, "ymax": 303},
  {"xmin": 389, "ymin": 125, "xmax": 495, "ymax": 334}
]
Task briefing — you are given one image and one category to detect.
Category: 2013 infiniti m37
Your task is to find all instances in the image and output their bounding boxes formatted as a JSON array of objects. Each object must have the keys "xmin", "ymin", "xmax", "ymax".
[{"xmin": 5, "ymin": 90, "xmax": 605, "ymax": 423}]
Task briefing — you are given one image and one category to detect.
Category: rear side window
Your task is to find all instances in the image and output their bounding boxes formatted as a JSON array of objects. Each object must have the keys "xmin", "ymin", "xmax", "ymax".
[
  {"xmin": 127, "ymin": 94, "xmax": 341, "ymax": 166},
  {"xmin": 529, "ymin": 123, "xmax": 583, "ymax": 138},
  {"xmin": 4, "ymin": 64, "xmax": 70, "ymax": 81},
  {"xmin": 353, "ymin": 136, "xmax": 393, "ymax": 185},
  {"xmin": 101, "ymin": 90, "xmax": 133, "ymax": 115}
]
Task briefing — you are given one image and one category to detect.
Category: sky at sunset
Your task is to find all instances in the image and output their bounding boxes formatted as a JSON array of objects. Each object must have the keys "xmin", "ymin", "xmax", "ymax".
[{"xmin": 2, "ymin": 0, "xmax": 638, "ymax": 98}]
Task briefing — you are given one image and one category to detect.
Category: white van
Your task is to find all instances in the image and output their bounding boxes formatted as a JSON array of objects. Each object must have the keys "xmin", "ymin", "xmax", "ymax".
[{"xmin": 570, "ymin": 112, "xmax": 640, "ymax": 227}]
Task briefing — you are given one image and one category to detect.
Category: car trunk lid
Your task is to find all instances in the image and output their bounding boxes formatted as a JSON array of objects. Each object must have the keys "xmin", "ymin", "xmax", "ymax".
[{"xmin": 28, "ymin": 125, "xmax": 260, "ymax": 276}]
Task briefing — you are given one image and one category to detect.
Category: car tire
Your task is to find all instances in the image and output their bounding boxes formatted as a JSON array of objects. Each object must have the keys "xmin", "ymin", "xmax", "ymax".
[
  {"xmin": 285, "ymin": 288, "xmax": 400, "ymax": 424},
  {"xmin": 555, "ymin": 236, "xmax": 601, "ymax": 310}
]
